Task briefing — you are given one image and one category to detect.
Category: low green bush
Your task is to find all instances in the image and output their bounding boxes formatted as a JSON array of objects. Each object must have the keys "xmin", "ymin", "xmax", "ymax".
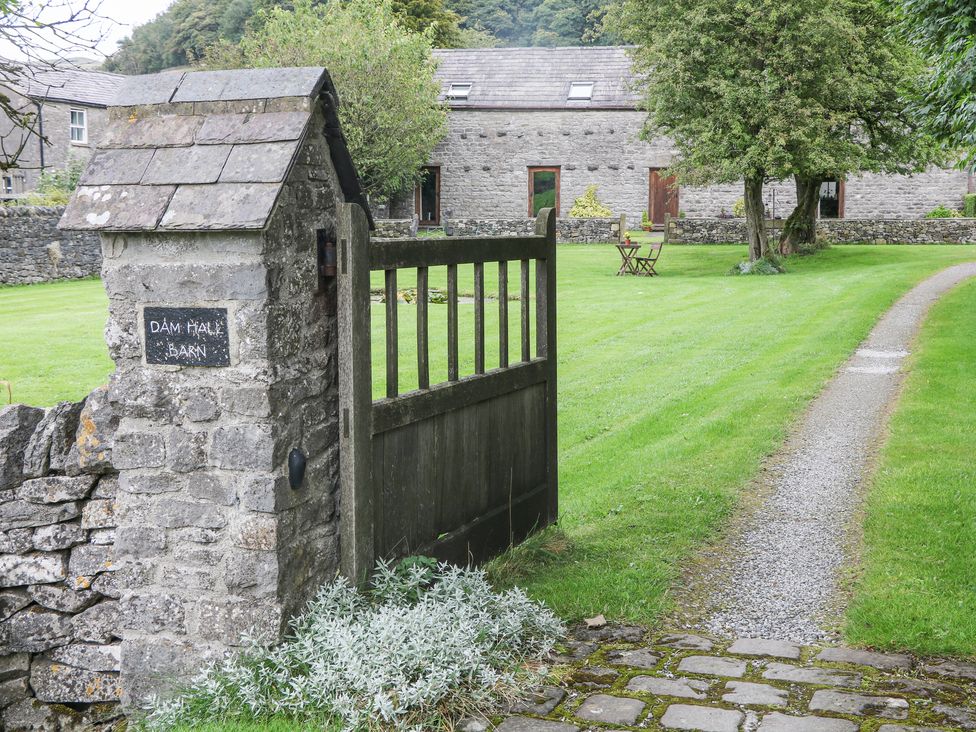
[
  {"xmin": 144, "ymin": 560, "xmax": 564, "ymax": 731},
  {"xmin": 964, "ymin": 194, "xmax": 976, "ymax": 218},
  {"xmin": 569, "ymin": 185, "xmax": 613, "ymax": 218},
  {"xmin": 732, "ymin": 198, "xmax": 746, "ymax": 218},
  {"xmin": 728, "ymin": 254, "xmax": 786, "ymax": 276},
  {"xmin": 924, "ymin": 204, "xmax": 963, "ymax": 219},
  {"xmin": 10, "ymin": 158, "xmax": 84, "ymax": 207}
]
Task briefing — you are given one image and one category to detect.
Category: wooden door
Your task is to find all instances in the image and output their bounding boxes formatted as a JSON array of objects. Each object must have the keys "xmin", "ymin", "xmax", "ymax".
[
  {"xmin": 415, "ymin": 166, "xmax": 441, "ymax": 226},
  {"xmin": 649, "ymin": 169, "xmax": 679, "ymax": 226}
]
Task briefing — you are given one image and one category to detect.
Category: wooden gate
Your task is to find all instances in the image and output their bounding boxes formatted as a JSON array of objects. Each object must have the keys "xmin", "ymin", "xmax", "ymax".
[{"xmin": 337, "ymin": 203, "xmax": 558, "ymax": 581}]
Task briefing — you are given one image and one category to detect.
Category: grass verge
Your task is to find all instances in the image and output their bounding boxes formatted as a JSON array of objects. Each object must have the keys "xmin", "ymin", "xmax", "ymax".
[
  {"xmin": 844, "ymin": 278, "xmax": 976, "ymax": 656},
  {"xmin": 4, "ymin": 246, "xmax": 976, "ymax": 629}
]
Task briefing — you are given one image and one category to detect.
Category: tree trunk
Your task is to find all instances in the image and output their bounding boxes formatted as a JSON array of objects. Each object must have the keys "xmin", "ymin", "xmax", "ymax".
[
  {"xmin": 779, "ymin": 175, "xmax": 822, "ymax": 255},
  {"xmin": 744, "ymin": 175, "xmax": 767, "ymax": 261}
]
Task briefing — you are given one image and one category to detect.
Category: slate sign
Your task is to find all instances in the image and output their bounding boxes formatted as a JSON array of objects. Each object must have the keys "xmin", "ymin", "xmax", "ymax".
[{"xmin": 144, "ymin": 307, "xmax": 231, "ymax": 367}]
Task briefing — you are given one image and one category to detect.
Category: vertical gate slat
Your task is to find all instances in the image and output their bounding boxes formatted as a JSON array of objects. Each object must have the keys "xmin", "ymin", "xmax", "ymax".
[
  {"xmin": 498, "ymin": 261, "xmax": 509, "ymax": 368},
  {"xmin": 385, "ymin": 269, "xmax": 398, "ymax": 398},
  {"xmin": 535, "ymin": 208, "xmax": 558, "ymax": 524},
  {"xmin": 520, "ymin": 259, "xmax": 530, "ymax": 362},
  {"xmin": 474, "ymin": 262, "xmax": 485, "ymax": 375},
  {"xmin": 447, "ymin": 263, "xmax": 459, "ymax": 381},
  {"xmin": 417, "ymin": 266, "xmax": 429, "ymax": 390}
]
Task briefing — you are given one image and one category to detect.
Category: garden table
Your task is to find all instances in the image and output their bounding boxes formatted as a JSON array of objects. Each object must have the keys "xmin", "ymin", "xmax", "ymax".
[{"xmin": 616, "ymin": 243, "xmax": 642, "ymax": 275}]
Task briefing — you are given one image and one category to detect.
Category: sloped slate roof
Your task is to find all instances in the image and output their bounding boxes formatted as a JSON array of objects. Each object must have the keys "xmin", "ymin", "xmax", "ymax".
[
  {"xmin": 12, "ymin": 65, "xmax": 125, "ymax": 107},
  {"xmin": 432, "ymin": 46, "xmax": 640, "ymax": 110},
  {"xmin": 60, "ymin": 67, "xmax": 370, "ymax": 232}
]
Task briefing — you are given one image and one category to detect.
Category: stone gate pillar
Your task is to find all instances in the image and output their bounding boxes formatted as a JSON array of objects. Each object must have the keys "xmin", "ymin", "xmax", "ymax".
[{"xmin": 59, "ymin": 67, "xmax": 372, "ymax": 706}]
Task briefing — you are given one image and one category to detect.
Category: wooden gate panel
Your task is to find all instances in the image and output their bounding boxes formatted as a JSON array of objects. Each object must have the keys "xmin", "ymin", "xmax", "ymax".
[{"xmin": 338, "ymin": 204, "xmax": 557, "ymax": 577}]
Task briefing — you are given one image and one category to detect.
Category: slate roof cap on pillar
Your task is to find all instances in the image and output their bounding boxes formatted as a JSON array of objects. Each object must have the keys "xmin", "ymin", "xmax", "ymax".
[{"xmin": 60, "ymin": 66, "xmax": 372, "ymax": 232}]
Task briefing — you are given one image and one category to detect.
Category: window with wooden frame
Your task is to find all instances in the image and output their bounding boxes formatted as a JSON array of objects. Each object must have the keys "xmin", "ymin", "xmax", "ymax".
[
  {"xmin": 415, "ymin": 166, "xmax": 441, "ymax": 226},
  {"xmin": 528, "ymin": 167, "xmax": 560, "ymax": 217}
]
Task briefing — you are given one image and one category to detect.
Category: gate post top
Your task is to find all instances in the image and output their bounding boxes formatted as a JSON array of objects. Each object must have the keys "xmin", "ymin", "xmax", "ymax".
[
  {"xmin": 62, "ymin": 67, "xmax": 364, "ymax": 709},
  {"xmin": 59, "ymin": 67, "xmax": 372, "ymax": 235},
  {"xmin": 535, "ymin": 207, "xmax": 556, "ymax": 240}
]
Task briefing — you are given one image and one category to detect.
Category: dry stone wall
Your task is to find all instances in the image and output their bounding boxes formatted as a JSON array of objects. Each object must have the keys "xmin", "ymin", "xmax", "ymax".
[
  {"xmin": 0, "ymin": 387, "xmax": 122, "ymax": 731},
  {"xmin": 444, "ymin": 217, "xmax": 624, "ymax": 243},
  {"xmin": 0, "ymin": 207, "xmax": 101, "ymax": 285},
  {"xmin": 668, "ymin": 217, "xmax": 976, "ymax": 244}
]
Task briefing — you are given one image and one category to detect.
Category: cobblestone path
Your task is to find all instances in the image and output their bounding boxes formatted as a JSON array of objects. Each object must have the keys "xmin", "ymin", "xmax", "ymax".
[{"xmin": 483, "ymin": 625, "xmax": 976, "ymax": 732}]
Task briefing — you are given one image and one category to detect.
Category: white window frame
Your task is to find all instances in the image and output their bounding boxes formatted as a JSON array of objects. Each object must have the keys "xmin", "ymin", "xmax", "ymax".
[
  {"xmin": 69, "ymin": 108, "xmax": 88, "ymax": 144},
  {"xmin": 1, "ymin": 176, "xmax": 12, "ymax": 195},
  {"xmin": 568, "ymin": 81, "xmax": 595, "ymax": 101},
  {"xmin": 446, "ymin": 82, "xmax": 472, "ymax": 100}
]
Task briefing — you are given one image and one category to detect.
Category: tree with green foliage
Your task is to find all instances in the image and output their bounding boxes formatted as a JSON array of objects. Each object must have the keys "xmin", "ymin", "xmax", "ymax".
[
  {"xmin": 777, "ymin": 0, "xmax": 941, "ymax": 253},
  {"xmin": 445, "ymin": 0, "xmax": 615, "ymax": 47},
  {"xmin": 894, "ymin": 0, "xmax": 976, "ymax": 168},
  {"xmin": 619, "ymin": 0, "xmax": 938, "ymax": 261},
  {"xmin": 106, "ymin": 0, "xmax": 260, "ymax": 74},
  {"xmin": 391, "ymin": 0, "xmax": 461, "ymax": 48},
  {"xmin": 205, "ymin": 0, "xmax": 447, "ymax": 203}
]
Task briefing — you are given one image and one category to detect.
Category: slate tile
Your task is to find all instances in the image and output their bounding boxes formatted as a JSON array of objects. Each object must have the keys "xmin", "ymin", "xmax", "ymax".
[
  {"xmin": 757, "ymin": 713, "xmax": 857, "ymax": 731},
  {"xmin": 112, "ymin": 71, "xmax": 185, "ymax": 106},
  {"xmin": 816, "ymin": 647, "xmax": 912, "ymax": 671},
  {"xmin": 762, "ymin": 662, "xmax": 862, "ymax": 688},
  {"xmin": 722, "ymin": 681, "xmax": 789, "ymax": 707},
  {"xmin": 809, "ymin": 690, "xmax": 909, "ymax": 719},
  {"xmin": 626, "ymin": 675, "xmax": 710, "ymax": 699},
  {"xmin": 678, "ymin": 655, "xmax": 747, "ymax": 678},
  {"xmin": 196, "ymin": 112, "xmax": 310, "ymax": 144},
  {"xmin": 657, "ymin": 633, "xmax": 714, "ymax": 651},
  {"xmin": 660, "ymin": 704, "xmax": 743, "ymax": 732},
  {"xmin": 100, "ymin": 115, "xmax": 203, "ymax": 149},
  {"xmin": 220, "ymin": 140, "xmax": 299, "ymax": 183},
  {"xmin": 60, "ymin": 185, "xmax": 175, "ymax": 231},
  {"xmin": 575, "ymin": 694, "xmax": 645, "ymax": 725},
  {"xmin": 495, "ymin": 718, "xmax": 578, "ymax": 732},
  {"xmin": 141, "ymin": 145, "xmax": 233, "ymax": 185},
  {"xmin": 159, "ymin": 183, "xmax": 279, "ymax": 230},
  {"xmin": 80, "ymin": 149, "xmax": 155, "ymax": 186},
  {"xmin": 172, "ymin": 67, "xmax": 325, "ymax": 103},
  {"xmin": 728, "ymin": 638, "xmax": 801, "ymax": 660}
]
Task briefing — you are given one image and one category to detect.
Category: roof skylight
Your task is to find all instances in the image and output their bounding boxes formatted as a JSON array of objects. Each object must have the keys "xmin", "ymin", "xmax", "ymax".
[
  {"xmin": 568, "ymin": 81, "xmax": 595, "ymax": 101},
  {"xmin": 447, "ymin": 82, "xmax": 472, "ymax": 100}
]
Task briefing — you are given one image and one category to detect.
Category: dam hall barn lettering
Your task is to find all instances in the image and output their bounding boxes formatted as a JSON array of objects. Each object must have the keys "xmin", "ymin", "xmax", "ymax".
[{"xmin": 143, "ymin": 306, "xmax": 231, "ymax": 366}]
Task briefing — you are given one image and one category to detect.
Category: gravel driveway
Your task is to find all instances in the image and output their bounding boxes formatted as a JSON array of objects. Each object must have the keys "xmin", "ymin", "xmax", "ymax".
[{"xmin": 694, "ymin": 262, "xmax": 976, "ymax": 642}]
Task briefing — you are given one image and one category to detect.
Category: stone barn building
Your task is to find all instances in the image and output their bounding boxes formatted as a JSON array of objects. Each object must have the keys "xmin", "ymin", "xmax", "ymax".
[
  {"xmin": 391, "ymin": 46, "xmax": 973, "ymax": 227},
  {"xmin": 0, "ymin": 65, "xmax": 123, "ymax": 198}
]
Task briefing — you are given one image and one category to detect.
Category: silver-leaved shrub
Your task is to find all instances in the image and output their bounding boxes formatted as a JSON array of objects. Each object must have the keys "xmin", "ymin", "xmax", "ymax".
[{"xmin": 145, "ymin": 561, "xmax": 565, "ymax": 731}]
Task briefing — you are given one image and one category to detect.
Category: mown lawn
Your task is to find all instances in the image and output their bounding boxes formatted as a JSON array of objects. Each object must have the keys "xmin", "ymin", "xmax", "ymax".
[
  {"xmin": 0, "ymin": 277, "xmax": 113, "ymax": 407},
  {"xmin": 3, "ymin": 245, "xmax": 976, "ymax": 630},
  {"xmin": 845, "ymin": 278, "xmax": 976, "ymax": 657}
]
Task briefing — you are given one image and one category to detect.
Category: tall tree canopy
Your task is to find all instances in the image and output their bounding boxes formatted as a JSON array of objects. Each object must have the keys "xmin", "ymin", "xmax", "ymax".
[
  {"xmin": 107, "ymin": 0, "xmax": 619, "ymax": 72},
  {"xmin": 894, "ymin": 0, "xmax": 976, "ymax": 168},
  {"xmin": 619, "ymin": 0, "xmax": 938, "ymax": 261},
  {"xmin": 206, "ymin": 0, "xmax": 447, "ymax": 203},
  {"xmin": 446, "ymin": 0, "xmax": 616, "ymax": 47}
]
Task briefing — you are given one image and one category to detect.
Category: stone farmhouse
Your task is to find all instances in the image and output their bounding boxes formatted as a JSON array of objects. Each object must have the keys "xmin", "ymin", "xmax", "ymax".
[
  {"xmin": 0, "ymin": 65, "xmax": 123, "ymax": 198},
  {"xmin": 390, "ymin": 46, "xmax": 974, "ymax": 227}
]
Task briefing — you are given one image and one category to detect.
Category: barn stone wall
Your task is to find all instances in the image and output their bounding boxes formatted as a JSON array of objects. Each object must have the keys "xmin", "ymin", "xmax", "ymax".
[
  {"xmin": 0, "ymin": 207, "xmax": 101, "ymax": 285},
  {"xmin": 0, "ymin": 388, "xmax": 123, "ymax": 731},
  {"xmin": 389, "ymin": 109, "xmax": 970, "ymax": 223},
  {"xmin": 668, "ymin": 217, "xmax": 976, "ymax": 244}
]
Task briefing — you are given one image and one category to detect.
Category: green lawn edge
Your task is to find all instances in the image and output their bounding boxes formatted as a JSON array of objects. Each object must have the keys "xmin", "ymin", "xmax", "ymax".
[{"xmin": 844, "ymin": 278, "xmax": 976, "ymax": 657}]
